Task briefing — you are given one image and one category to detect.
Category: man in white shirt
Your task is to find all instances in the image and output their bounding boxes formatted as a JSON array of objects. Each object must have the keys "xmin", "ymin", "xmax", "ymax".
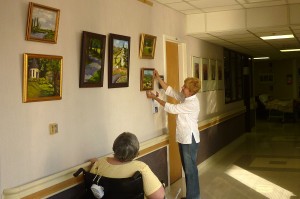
[{"xmin": 146, "ymin": 70, "xmax": 201, "ymax": 199}]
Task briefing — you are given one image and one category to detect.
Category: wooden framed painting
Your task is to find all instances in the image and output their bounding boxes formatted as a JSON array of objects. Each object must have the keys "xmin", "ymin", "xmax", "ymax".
[
  {"xmin": 139, "ymin": 34, "xmax": 157, "ymax": 59},
  {"xmin": 79, "ymin": 31, "xmax": 106, "ymax": 88},
  {"xmin": 25, "ymin": 2, "xmax": 60, "ymax": 43},
  {"xmin": 108, "ymin": 33, "xmax": 131, "ymax": 88},
  {"xmin": 140, "ymin": 68, "xmax": 154, "ymax": 91},
  {"xmin": 23, "ymin": 53, "xmax": 63, "ymax": 102}
]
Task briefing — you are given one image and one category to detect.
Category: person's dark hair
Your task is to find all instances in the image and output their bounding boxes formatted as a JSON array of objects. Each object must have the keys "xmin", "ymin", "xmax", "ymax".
[{"xmin": 113, "ymin": 132, "xmax": 140, "ymax": 162}]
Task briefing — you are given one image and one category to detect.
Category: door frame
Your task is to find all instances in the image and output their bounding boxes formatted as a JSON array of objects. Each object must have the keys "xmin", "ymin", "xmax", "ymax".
[
  {"xmin": 163, "ymin": 35, "xmax": 187, "ymax": 86},
  {"xmin": 162, "ymin": 35, "xmax": 187, "ymax": 184}
]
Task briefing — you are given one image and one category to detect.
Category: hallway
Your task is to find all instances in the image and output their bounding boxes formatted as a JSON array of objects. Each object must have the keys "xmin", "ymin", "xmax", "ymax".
[{"xmin": 166, "ymin": 119, "xmax": 300, "ymax": 199}]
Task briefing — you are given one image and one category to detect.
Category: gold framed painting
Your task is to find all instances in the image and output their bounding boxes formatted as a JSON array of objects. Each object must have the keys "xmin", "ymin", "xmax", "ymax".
[
  {"xmin": 23, "ymin": 53, "xmax": 63, "ymax": 102},
  {"xmin": 139, "ymin": 34, "xmax": 157, "ymax": 59},
  {"xmin": 25, "ymin": 2, "xmax": 60, "ymax": 43}
]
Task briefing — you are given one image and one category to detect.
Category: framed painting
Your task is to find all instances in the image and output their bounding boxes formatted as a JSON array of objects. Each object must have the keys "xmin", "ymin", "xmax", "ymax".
[
  {"xmin": 209, "ymin": 59, "xmax": 216, "ymax": 81},
  {"xmin": 217, "ymin": 60, "xmax": 224, "ymax": 90},
  {"xmin": 79, "ymin": 31, "xmax": 106, "ymax": 88},
  {"xmin": 191, "ymin": 56, "xmax": 200, "ymax": 79},
  {"xmin": 208, "ymin": 59, "xmax": 217, "ymax": 91},
  {"xmin": 158, "ymin": 75, "xmax": 164, "ymax": 89},
  {"xmin": 201, "ymin": 58, "xmax": 209, "ymax": 91},
  {"xmin": 108, "ymin": 33, "xmax": 131, "ymax": 88},
  {"xmin": 23, "ymin": 53, "xmax": 63, "ymax": 102},
  {"xmin": 139, "ymin": 34, "xmax": 157, "ymax": 59},
  {"xmin": 25, "ymin": 2, "xmax": 60, "ymax": 43},
  {"xmin": 202, "ymin": 58, "xmax": 209, "ymax": 81},
  {"xmin": 140, "ymin": 68, "xmax": 154, "ymax": 91}
]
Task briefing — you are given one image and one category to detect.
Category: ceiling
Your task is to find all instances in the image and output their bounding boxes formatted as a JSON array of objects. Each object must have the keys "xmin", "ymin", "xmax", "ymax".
[{"xmin": 154, "ymin": 0, "xmax": 300, "ymax": 60}]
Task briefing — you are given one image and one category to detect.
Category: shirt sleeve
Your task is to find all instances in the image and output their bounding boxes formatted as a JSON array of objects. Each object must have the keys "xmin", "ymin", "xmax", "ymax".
[
  {"xmin": 164, "ymin": 100, "xmax": 196, "ymax": 114},
  {"xmin": 165, "ymin": 86, "xmax": 185, "ymax": 102},
  {"xmin": 139, "ymin": 163, "xmax": 163, "ymax": 196}
]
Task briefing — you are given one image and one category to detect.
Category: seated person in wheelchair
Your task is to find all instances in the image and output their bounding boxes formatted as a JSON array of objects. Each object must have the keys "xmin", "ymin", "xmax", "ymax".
[{"xmin": 90, "ymin": 132, "xmax": 165, "ymax": 199}]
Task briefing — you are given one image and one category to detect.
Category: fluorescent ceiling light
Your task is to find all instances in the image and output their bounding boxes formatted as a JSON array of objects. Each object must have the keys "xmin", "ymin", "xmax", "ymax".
[
  {"xmin": 280, "ymin": 49, "xmax": 300, "ymax": 52},
  {"xmin": 253, "ymin": 57, "xmax": 270, "ymax": 60},
  {"xmin": 260, "ymin": 34, "xmax": 294, "ymax": 40}
]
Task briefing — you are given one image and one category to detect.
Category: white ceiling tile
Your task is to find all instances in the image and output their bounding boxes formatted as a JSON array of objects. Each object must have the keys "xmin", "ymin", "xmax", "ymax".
[
  {"xmin": 209, "ymin": 30, "xmax": 250, "ymax": 36},
  {"xmin": 155, "ymin": 0, "xmax": 300, "ymax": 59},
  {"xmin": 201, "ymin": 5, "xmax": 243, "ymax": 12},
  {"xmin": 167, "ymin": 2, "xmax": 195, "ymax": 10},
  {"xmin": 155, "ymin": 0, "xmax": 182, "ymax": 3},
  {"xmin": 291, "ymin": 25, "xmax": 300, "ymax": 30},
  {"xmin": 242, "ymin": 0, "xmax": 286, "ymax": 8},
  {"xmin": 287, "ymin": 0, "xmax": 300, "ymax": 3},
  {"xmin": 181, "ymin": 9, "xmax": 204, "ymax": 14},
  {"xmin": 187, "ymin": 0, "xmax": 239, "ymax": 8}
]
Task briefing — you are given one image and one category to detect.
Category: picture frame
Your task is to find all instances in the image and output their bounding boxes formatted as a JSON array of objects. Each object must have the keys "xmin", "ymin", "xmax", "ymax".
[
  {"xmin": 191, "ymin": 56, "xmax": 200, "ymax": 79},
  {"xmin": 25, "ymin": 2, "xmax": 60, "ymax": 44},
  {"xmin": 201, "ymin": 58, "xmax": 209, "ymax": 92},
  {"xmin": 79, "ymin": 31, "xmax": 106, "ymax": 88},
  {"xmin": 108, "ymin": 33, "xmax": 131, "ymax": 88},
  {"xmin": 23, "ymin": 53, "xmax": 63, "ymax": 103},
  {"xmin": 217, "ymin": 60, "xmax": 224, "ymax": 90},
  {"xmin": 140, "ymin": 68, "xmax": 155, "ymax": 91},
  {"xmin": 208, "ymin": 59, "xmax": 217, "ymax": 91},
  {"xmin": 202, "ymin": 58, "xmax": 209, "ymax": 81},
  {"xmin": 139, "ymin": 34, "xmax": 157, "ymax": 59},
  {"xmin": 209, "ymin": 59, "xmax": 216, "ymax": 81},
  {"xmin": 158, "ymin": 75, "xmax": 164, "ymax": 89}
]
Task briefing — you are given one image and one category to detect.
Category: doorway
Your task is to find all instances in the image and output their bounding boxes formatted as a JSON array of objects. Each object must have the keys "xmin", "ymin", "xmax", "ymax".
[{"xmin": 164, "ymin": 36, "xmax": 186, "ymax": 184}]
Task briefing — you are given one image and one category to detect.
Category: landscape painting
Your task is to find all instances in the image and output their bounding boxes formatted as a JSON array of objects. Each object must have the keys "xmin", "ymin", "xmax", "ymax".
[
  {"xmin": 26, "ymin": 2, "xmax": 60, "ymax": 43},
  {"xmin": 139, "ymin": 34, "xmax": 157, "ymax": 59},
  {"xmin": 140, "ymin": 68, "xmax": 154, "ymax": 91},
  {"xmin": 108, "ymin": 33, "xmax": 131, "ymax": 88},
  {"xmin": 79, "ymin": 31, "xmax": 106, "ymax": 88},
  {"xmin": 23, "ymin": 53, "xmax": 63, "ymax": 102}
]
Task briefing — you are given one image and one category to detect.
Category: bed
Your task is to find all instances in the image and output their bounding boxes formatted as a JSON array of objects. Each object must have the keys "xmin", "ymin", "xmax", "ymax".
[{"xmin": 258, "ymin": 94, "xmax": 298, "ymax": 122}]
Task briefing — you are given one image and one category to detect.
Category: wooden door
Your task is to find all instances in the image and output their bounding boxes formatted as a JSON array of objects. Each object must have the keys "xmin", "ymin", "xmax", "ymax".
[{"xmin": 166, "ymin": 41, "xmax": 182, "ymax": 184}]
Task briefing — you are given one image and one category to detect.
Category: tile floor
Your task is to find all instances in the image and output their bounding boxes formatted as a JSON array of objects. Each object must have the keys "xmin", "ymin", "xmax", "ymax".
[{"xmin": 165, "ymin": 119, "xmax": 300, "ymax": 199}]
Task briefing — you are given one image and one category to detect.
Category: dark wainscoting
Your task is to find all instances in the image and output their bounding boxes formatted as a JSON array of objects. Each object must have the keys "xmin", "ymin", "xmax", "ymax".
[
  {"xmin": 48, "ymin": 146, "xmax": 168, "ymax": 198},
  {"xmin": 138, "ymin": 146, "xmax": 168, "ymax": 186},
  {"xmin": 197, "ymin": 113, "xmax": 245, "ymax": 164}
]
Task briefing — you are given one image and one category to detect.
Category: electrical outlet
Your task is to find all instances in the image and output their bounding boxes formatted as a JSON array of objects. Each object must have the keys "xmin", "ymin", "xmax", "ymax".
[{"xmin": 49, "ymin": 123, "xmax": 58, "ymax": 135}]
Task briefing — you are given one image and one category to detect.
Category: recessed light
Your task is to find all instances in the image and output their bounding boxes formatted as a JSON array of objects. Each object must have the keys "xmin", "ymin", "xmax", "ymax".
[
  {"xmin": 253, "ymin": 57, "xmax": 270, "ymax": 60},
  {"xmin": 280, "ymin": 49, "xmax": 300, "ymax": 52},
  {"xmin": 260, "ymin": 34, "xmax": 294, "ymax": 40}
]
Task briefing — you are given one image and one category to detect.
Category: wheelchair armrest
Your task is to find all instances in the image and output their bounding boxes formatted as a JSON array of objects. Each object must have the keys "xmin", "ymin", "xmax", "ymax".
[{"xmin": 73, "ymin": 168, "xmax": 85, "ymax": 177}]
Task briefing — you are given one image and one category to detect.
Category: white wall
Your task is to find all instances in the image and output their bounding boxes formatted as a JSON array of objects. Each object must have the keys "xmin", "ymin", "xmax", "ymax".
[{"xmin": 0, "ymin": 0, "xmax": 244, "ymax": 196}]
